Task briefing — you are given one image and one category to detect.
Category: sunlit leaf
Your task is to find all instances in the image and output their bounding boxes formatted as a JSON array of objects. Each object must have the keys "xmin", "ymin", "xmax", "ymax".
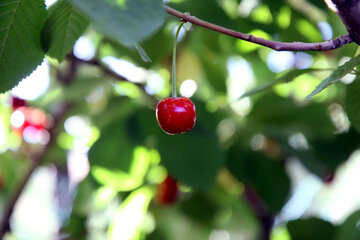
[
  {"xmin": 108, "ymin": 187, "xmax": 153, "ymax": 240},
  {"xmin": 0, "ymin": 0, "xmax": 47, "ymax": 93},
  {"xmin": 241, "ymin": 68, "xmax": 330, "ymax": 98},
  {"xmin": 306, "ymin": 55, "xmax": 360, "ymax": 99}
]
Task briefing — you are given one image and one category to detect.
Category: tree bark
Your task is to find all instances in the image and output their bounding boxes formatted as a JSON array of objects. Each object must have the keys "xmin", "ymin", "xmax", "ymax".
[{"xmin": 331, "ymin": 0, "xmax": 360, "ymax": 44}]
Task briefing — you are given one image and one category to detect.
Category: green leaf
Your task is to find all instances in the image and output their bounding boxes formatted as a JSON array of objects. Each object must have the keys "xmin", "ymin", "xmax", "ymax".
[
  {"xmin": 345, "ymin": 77, "xmax": 360, "ymax": 133},
  {"xmin": 158, "ymin": 130, "xmax": 224, "ymax": 191},
  {"xmin": 41, "ymin": 0, "xmax": 89, "ymax": 61},
  {"xmin": 306, "ymin": 55, "xmax": 360, "ymax": 99},
  {"xmin": 0, "ymin": 0, "xmax": 47, "ymax": 93},
  {"xmin": 334, "ymin": 210, "xmax": 360, "ymax": 240},
  {"xmin": 108, "ymin": 186, "xmax": 153, "ymax": 240},
  {"xmin": 287, "ymin": 218, "xmax": 336, "ymax": 240},
  {"xmin": 227, "ymin": 150, "xmax": 290, "ymax": 213},
  {"xmin": 249, "ymin": 93, "xmax": 335, "ymax": 138},
  {"xmin": 89, "ymin": 117, "xmax": 134, "ymax": 172},
  {"xmin": 69, "ymin": 0, "xmax": 165, "ymax": 47},
  {"xmin": 180, "ymin": 192, "xmax": 219, "ymax": 225},
  {"xmin": 241, "ymin": 68, "xmax": 330, "ymax": 98},
  {"xmin": 135, "ymin": 44, "xmax": 152, "ymax": 63}
]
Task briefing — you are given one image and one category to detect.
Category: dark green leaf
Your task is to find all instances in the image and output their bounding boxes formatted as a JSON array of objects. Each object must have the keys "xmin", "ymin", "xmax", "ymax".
[
  {"xmin": 241, "ymin": 68, "xmax": 331, "ymax": 98},
  {"xmin": 345, "ymin": 77, "xmax": 360, "ymax": 133},
  {"xmin": 227, "ymin": 150, "xmax": 290, "ymax": 213},
  {"xmin": 41, "ymin": 0, "xmax": 89, "ymax": 61},
  {"xmin": 287, "ymin": 218, "xmax": 336, "ymax": 240},
  {"xmin": 157, "ymin": 128, "xmax": 223, "ymax": 191},
  {"xmin": 312, "ymin": 129, "xmax": 360, "ymax": 172},
  {"xmin": 180, "ymin": 192, "xmax": 218, "ymax": 225},
  {"xmin": 249, "ymin": 93, "xmax": 334, "ymax": 137},
  {"xmin": 0, "ymin": 0, "xmax": 47, "ymax": 93},
  {"xmin": 69, "ymin": 0, "xmax": 165, "ymax": 47},
  {"xmin": 306, "ymin": 55, "xmax": 360, "ymax": 99},
  {"xmin": 335, "ymin": 210, "xmax": 360, "ymax": 240},
  {"xmin": 89, "ymin": 117, "xmax": 134, "ymax": 172}
]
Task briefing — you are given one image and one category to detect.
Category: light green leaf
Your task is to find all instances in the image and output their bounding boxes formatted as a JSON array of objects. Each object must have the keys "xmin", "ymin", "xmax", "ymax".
[
  {"xmin": 108, "ymin": 186, "xmax": 153, "ymax": 240},
  {"xmin": 306, "ymin": 55, "xmax": 360, "ymax": 99},
  {"xmin": 69, "ymin": 0, "xmax": 165, "ymax": 47},
  {"xmin": 241, "ymin": 68, "xmax": 330, "ymax": 98},
  {"xmin": 345, "ymin": 77, "xmax": 360, "ymax": 133},
  {"xmin": 0, "ymin": 0, "xmax": 47, "ymax": 93},
  {"xmin": 135, "ymin": 44, "xmax": 152, "ymax": 63},
  {"xmin": 41, "ymin": 0, "xmax": 89, "ymax": 61}
]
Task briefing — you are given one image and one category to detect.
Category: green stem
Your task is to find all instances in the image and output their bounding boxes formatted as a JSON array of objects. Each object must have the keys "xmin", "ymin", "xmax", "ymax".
[{"xmin": 172, "ymin": 22, "xmax": 184, "ymax": 98}]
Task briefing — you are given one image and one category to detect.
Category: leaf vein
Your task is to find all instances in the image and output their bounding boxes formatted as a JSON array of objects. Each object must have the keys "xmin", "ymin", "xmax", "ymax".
[{"xmin": 0, "ymin": 0, "xmax": 21, "ymax": 62}]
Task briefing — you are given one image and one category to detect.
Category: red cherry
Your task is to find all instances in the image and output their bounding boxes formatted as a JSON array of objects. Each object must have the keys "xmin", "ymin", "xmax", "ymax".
[
  {"xmin": 156, "ymin": 176, "xmax": 179, "ymax": 205},
  {"xmin": 156, "ymin": 97, "xmax": 196, "ymax": 135}
]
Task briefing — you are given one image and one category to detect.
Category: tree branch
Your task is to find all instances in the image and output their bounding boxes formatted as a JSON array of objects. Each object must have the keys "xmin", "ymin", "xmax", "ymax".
[
  {"xmin": 164, "ymin": 6, "xmax": 353, "ymax": 51},
  {"xmin": 0, "ymin": 103, "xmax": 70, "ymax": 239},
  {"xmin": 243, "ymin": 186, "xmax": 274, "ymax": 240},
  {"xmin": 330, "ymin": 0, "xmax": 360, "ymax": 45},
  {"xmin": 68, "ymin": 53, "xmax": 158, "ymax": 107}
]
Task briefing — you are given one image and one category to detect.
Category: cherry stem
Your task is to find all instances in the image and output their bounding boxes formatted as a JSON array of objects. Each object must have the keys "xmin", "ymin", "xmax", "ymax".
[{"xmin": 172, "ymin": 21, "xmax": 184, "ymax": 98}]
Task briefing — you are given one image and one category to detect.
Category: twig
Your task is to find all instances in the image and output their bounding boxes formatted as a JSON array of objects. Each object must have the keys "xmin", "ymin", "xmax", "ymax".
[
  {"xmin": 69, "ymin": 54, "xmax": 158, "ymax": 107},
  {"xmin": 243, "ymin": 185, "xmax": 274, "ymax": 240},
  {"xmin": 0, "ymin": 103, "xmax": 70, "ymax": 238},
  {"xmin": 164, "ymin": 6, "xmax": 353, "ymax": 51}
]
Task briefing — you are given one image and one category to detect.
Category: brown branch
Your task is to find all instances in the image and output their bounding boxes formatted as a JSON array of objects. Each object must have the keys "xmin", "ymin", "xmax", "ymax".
[
  {"xmin": 330, "ymin": 0, "xmax": 360, "ymax": 45},
  {"xmin": 0, "ymin": 103, "xmax": 70, "ymax": 239},
  {"xmin": 69, "ymin": 54, "xmax": 158, "ymax": 107},
  {"xmin": 165, "ymin": 6, "xmax": 353, "ymax": 51},
  {"xmin": 243, "ymin": 186, "xmax": 274, "ymax": 240}
]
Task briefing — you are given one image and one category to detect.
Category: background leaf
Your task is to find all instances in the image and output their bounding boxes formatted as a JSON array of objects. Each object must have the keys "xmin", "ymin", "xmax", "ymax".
[
  {"xmin": 306, "ymin": 55, "xmax": 360, "ymax": 99},
  {"xmin": 334, "ymin": 210, "xmax": 360, "ymax": 240},
  {"xmin": 41, "ymin": 0, "xmax": 89, "ymax": 61},
  {"xmin": 158, "ymin": 130, "xmax": 224, "ymax": 191},
  {"xmin": 241, "ymin": 68, "xmax": 330, "ymax": 98},
  {"xmin": 287, "ymin": 218, "xmax": 336, "ymax": 240},
  {"xmin": 345, "ymin": 77, "xmax": 360, "ymax": 133},
  {"xmin": 227, "ymin": 150, "xmax": 290, "ymax": 213},
  {"xmin": 0, "ymin": 0, "xmax": 47, "ymax": 93},
  {"xmin": 69, "ymin": 0, "xmax": 165, "ymax": 47}
]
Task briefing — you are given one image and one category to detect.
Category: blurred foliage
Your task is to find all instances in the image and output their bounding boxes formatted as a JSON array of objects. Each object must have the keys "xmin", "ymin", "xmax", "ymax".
[{"xmin": 1, "ymin": 0, "xmax": 360, "ymax": 239}]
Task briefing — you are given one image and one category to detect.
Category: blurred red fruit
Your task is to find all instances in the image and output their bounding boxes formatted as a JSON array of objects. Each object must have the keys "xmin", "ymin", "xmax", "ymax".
[
  {"xmin": 10, "ymin": 107, "xmax": 51, "ymax": 144},
  {"xmin": 10, "ymin": 96, "xmax": 27, "ymax": 109},
  {"xmin": 156, "ymin": 176, "xmax": 179, "ymax": 205}
]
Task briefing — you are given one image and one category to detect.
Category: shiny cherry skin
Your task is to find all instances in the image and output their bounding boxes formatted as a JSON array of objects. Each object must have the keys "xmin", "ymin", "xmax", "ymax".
[
  {"xmin": 156, "ymin": 176, "xmax": 179, "ymax": 205},
  {"xmin": 156, "ymin": 97, "xmax": 196, "ymax": 135}
]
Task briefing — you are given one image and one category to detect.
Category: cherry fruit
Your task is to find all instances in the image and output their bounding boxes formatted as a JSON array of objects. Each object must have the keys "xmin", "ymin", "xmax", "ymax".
[
  {"xmin": 156, "ymin": 176, "xmax": 179, "ymax": 205},
  {"xmin": 156, "ymin": 97, "xmax": 196, "ymax": 135}
]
